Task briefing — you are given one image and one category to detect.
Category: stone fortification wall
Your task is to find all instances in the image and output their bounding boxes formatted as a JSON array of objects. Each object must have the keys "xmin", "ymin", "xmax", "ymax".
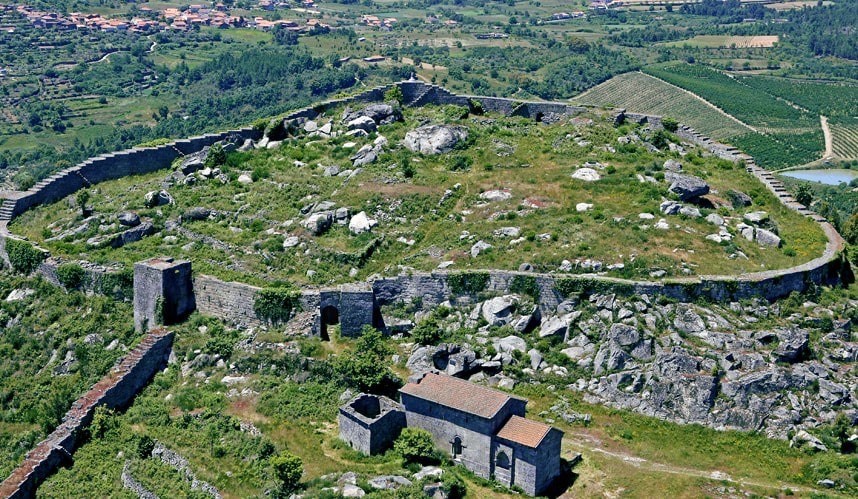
[
  {"xmin": 0, "ymin": 127, "xmax": 260, "ymax": 223},
  {"xmin": 0, "ymin": 328, "xmax": 174, "ymax": 499},
  {"xmin": 0, "ymin": 80, "xmax": 848, "ymax": 329},
  {"xmin": 192, "ymin": 274, "xmax": 320, "ymax": 329}
]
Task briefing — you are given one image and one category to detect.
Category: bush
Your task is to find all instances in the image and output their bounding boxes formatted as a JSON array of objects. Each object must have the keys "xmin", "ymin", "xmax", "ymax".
[
  {"xmin": 56, "ymin": 263, "xmax": 86, "ymax": 289},
  {"xmin": 662, "ymin": 117, "xmax": 679, "ymax": 132},
  {"xmin": 204, "ymin": 143, "xmax": 226, "ymax": 168},
  {"xmin": 394, "ymin": 428, "xmax": 437, "ymax": 464},
  {"xmin": 448, "ymin": 155, "xmax": 472, "ymax": 172},
  {"xmin": 254, "ymin": 286, "xmax": 301, "ymax": 325},
  {"xmin": 384, "ymin": 85, "xmax": 404, "ymax": 105},
  {"xmin": 447, "ymin": 272, "xmax": 490, "ymax": 295},
  {"xmin": 270, "ymin": 451, "xmax": 303, "ymax": 492},
  {"xmin": 6, "ymin": 238, "xmax": 46, "ymax": 274},
  {"xmin": 795, "ymin": 184, "xmax": 813, "ymax": 207},
  {"xmin": 411, "ymin": 317, "xmax": 442, "ymax": 345}
]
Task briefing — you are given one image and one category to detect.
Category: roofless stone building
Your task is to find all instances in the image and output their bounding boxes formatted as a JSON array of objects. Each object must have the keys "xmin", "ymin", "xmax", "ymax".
[{"xmin": 339, "ymin": 372, "xmax": 563, "ymax": 496}]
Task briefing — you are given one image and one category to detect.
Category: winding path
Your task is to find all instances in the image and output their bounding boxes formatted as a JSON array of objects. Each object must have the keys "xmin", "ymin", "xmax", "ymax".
[
  {"xmin": 821, "ymin": 115, "xmax": 834, "ymax": 159},
  {"xmin": 566, "ymin": 433, "xmax": 842, "ymax": 497}
]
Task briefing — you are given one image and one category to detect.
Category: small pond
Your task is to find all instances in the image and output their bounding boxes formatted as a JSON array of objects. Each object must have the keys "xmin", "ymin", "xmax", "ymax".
[{"xmin": 780, "ymin": 169, "xmax": 858, "ymax": 186}]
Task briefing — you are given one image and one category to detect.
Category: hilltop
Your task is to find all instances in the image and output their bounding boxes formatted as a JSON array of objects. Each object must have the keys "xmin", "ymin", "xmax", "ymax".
[{"xmin": 10, "ymin": 99, "xmax": 827, "ymax": 286}]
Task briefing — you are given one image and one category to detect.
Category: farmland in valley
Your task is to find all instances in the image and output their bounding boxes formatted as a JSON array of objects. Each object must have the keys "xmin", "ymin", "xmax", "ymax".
[{"xmin": 663, "ymin": 35, "xmax": 779, "ymax": 49}]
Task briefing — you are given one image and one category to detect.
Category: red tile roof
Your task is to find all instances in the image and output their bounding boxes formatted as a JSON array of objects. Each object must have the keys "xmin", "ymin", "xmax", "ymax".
[
  {"xmin": 496, "ymin": 415, "xmax": 553, "ymax": 448},
  {"xmin": 400, "ymin": 373, "xmax": 519, "ymax": 419}
]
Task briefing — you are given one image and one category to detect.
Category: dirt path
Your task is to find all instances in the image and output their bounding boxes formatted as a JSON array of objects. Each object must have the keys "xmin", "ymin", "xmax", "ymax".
[
  {"xmin": 564, "ymin": 433, "xmax": 838, "ymax": 496},
  {"xmin": 638, "ymin": 72, "xmax": 758, "ymax": 134},
  {"xmin": 821, "ymin": 115, "xmax": 833, "ymax": 159}
]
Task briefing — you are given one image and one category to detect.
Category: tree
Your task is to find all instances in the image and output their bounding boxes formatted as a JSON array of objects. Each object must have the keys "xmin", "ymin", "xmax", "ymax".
[
  {"xmin": 270, "ymin": 451, "xmax": 303, "ymax": 492},
  {"xmin": 394, "ymin": 428, "xmax": 437, "ymax": 464},
  {"xmin": 795, "ymin": 184, "xmax": 813, "ymax": 207},
  {"xmin": 76, "ymin": 189, "xmax": 90, "ymax": 214},
  {"xmin": 662, "ymin": 117, "xmax": 679, "ymax": 132},
  {"xmin": 384, "ymin": 85, "xmax": 404, "ymax": 105},
  {"xmin": 205, "ymin": 143, "xmax": 226, "ymax": 168},
  {"xmin": 334, "ymin": 326, "xmax": 399, "ymax": 393},
  {"xmin": 843, "ymin": 212, "xmax": 858, "ymax": 245}
]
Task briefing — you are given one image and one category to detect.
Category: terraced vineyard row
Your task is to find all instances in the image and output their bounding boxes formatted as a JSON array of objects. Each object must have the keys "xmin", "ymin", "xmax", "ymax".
[
  {"xmin": 830, "ymin": 122, "xmax": 858, "ymax": 160},
  {"xmin": 643, "ymin": 63, "xmax": 819, "ymax": 130},
  {"xmin": 573, "ymin": 71, "xmax": 750, "ymax": 139},
  {"xmin": 738, "ymin": 75, "xmax": 858, "ymax": 119}
]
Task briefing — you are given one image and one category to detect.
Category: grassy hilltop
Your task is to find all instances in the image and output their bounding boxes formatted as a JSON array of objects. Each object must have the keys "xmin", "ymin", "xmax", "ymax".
[{"xmin": 11, "ymin": 103, "xmax": 826, "ymax": 286}]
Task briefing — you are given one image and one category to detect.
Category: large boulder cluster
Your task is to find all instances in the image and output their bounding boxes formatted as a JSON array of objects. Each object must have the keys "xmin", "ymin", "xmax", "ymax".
[{"xmin": 391, "ymin": 291, "xmax": 856, "ymax": 441}]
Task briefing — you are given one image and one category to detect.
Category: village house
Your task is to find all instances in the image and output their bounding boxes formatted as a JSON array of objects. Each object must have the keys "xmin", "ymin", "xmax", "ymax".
[{"xmin": 339, "ymin": 373, "xmax": 563, "ymax": 496}]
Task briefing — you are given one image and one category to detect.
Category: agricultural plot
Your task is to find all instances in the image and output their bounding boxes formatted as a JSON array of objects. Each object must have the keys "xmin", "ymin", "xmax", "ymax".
[
  {"xmin": 830, "ymin": 122, "xmax": 858, "ymax": 161},
  {"xmin": 643, "ymin": 63, "xmax": 817, "ymax": 130},
  {"xmin": 664, "ymin": 35, "xmax": 779, "ymax": 49},
  {"xmin": 737, "ymin": 75, "xmax": 858, "ymax": 120},
  {"xmin": 573, "ymin": 72, "xmax": 750, "ymax": 139}
]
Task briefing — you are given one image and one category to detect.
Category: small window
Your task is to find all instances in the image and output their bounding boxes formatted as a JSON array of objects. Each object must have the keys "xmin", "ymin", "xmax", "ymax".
[{"xmin": 496, "ymin": 451, "xmax": 510, "ymax": 469}]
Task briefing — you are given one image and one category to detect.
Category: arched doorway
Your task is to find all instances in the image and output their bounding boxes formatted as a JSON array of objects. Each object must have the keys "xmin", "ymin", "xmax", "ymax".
[
  {"xmin": 496, "ymin": 451, "xmax": 510, "ymax": 469},
  {"xmin": 320, "ymin": 305, "xmax": 339, "ymax": 341},
  {"xmin": 451, "ymin": 436, "xmax": 463, "ymax": 458}
]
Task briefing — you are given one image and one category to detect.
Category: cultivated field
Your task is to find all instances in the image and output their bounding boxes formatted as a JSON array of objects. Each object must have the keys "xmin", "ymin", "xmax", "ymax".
[
  {"xmin": 664, "ymin": 35, "xmax": 779, "ymax": 48},
  {"xmin": 765, "ymin": 0, "xmax": 834, "ymax": 10},
  {"xmin": 573, "ymin": 72, "xmax": 751, "ymax": 139},
  {"xmin": 830, "ymin": 122, "xmax": 858, "ymax": 161}
]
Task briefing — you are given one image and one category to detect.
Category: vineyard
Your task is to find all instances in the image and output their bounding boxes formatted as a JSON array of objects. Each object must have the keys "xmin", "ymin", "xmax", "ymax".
[
  {"xmin": 573, "ymin": 71, "xmax": 750, "ymax": 139},
  {"xmin": 732, "ymin": 130, "xmax": 825, "ymax": 169},
  {"xmin": 737, "ymin": 76, "xmax": 858, "ymax": 119},
  {"xmin": 643, "ymin": 63, "xmax": 818, "ymax": 130},
  {"xmin": 830, "ymin": 122, "xmax": 858, "ymax": 161}
]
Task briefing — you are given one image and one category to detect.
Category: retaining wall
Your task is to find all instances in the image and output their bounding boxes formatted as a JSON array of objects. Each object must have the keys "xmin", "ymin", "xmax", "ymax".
[{"xmin": 0, "ymin": 328, "xmax": 174, "ymax": 499}]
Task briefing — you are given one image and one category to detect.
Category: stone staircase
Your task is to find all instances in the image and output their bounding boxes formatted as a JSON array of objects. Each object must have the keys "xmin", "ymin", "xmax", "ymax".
[{"xmin": 0, "ymin": 199, "xmax": 16, "ymax": 222}]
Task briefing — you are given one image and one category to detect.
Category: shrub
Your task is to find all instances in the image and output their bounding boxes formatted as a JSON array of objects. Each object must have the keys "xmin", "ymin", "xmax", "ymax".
[
  {"xmin": 136, "ymin": 138, "xmax": 172, "ymax": 148},
  {"xmin": 89, "ymin": 406, "xmax": 118, "ymax": 439},
  {"xmin": 662, "ymin": 117, "xmax": 679, "ymax": 132},
  {"xmin": 334, "ymin": 326, "xmax": 400, "ymax": 393},
  {"xmin": 448, "ymin": 155, "xmax": 472, "ymax": 172},
  {"xmin": 204, "ymin": 143, "xmax": 226, "ymax": 168},
  {"xmin": 254, "ymin": 287, "xmax": 301, "ymax": 325},
  {"xmin": 447, "ymin": 272, "xmax": 490, "ymax": 295},
  {"xmin": 384, "ymin": 85, "xmax": 404, "ymax": 105},
  {"xmin": 795, "ymin": 184, "xmax": 813, "ymax": 207},
  {"xmin": 394, "ymin": 428, "xmax": 437, "ymax": 464},
  {"xmin": 135, "ymin": 434, "xmax": 155, "ymax": 458},
  {"xmin": 56, "ymin": 263, "xmax": 86, "ymax": 289},
  {"xmin": 6, "ymin": 238, "xmax": 46, "ymax": 274},
  {"xmin": 509, "ymin": 275, "xmax": 539, "ymax": 300},
  {"xmin": 842, "ymin": 213, "xmax": 858, "ymax": 245},
  {"xmin": 270, "ymin": 451, "xmax": 303, "ymax": 492},
  {"xmin": 468, "ymin": 98, "xmax": 484, "ymax": 115},
  {"xmin": 411, "ymin": 317, "xmax": 442, "ymax": 345}
]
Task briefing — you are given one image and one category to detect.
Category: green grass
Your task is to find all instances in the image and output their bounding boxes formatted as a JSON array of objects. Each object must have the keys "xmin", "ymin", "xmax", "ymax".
[{"xmin": 10, "ymin": 105, "xmax": 827, "ymax": 286}]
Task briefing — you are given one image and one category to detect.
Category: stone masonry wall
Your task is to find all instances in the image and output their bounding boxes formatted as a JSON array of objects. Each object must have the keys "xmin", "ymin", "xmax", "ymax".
[
  {"xmin": 192, "ymin": 274, "xmax": 320, "ymax": 329},
  {"xmin": 0, "ymin": 328, "xmax": 174, "ymax": 499}
]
